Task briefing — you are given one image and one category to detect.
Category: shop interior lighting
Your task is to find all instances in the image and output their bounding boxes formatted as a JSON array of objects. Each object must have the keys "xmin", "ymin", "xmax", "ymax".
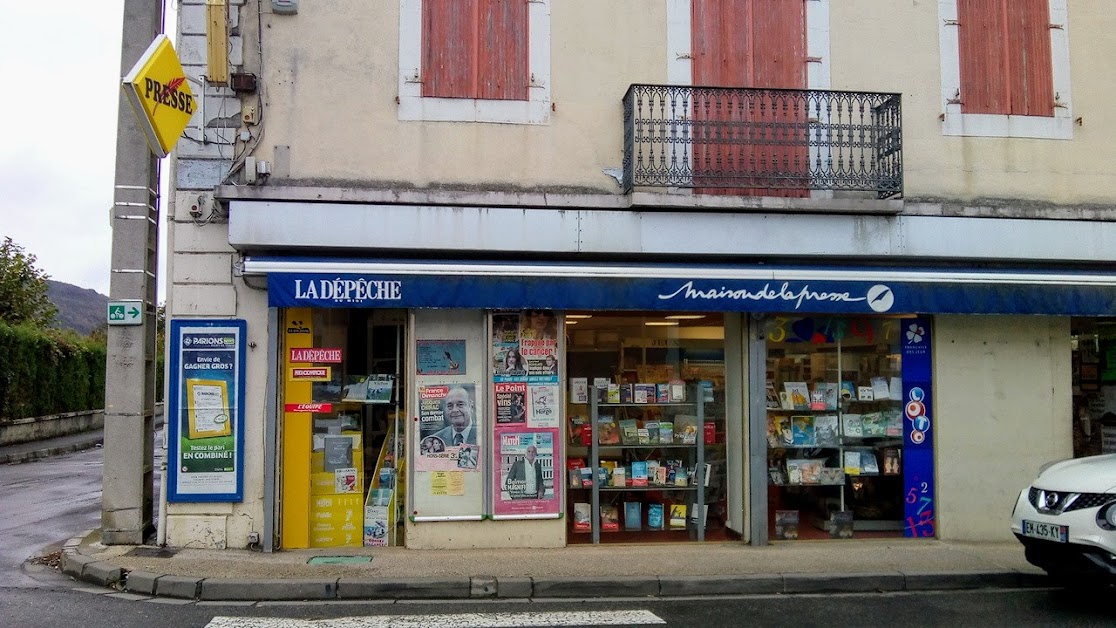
[
  {"xmin": 566, "ymin": 314, "xmax": 593, "ymax": 319},
  {"xmin": 665, "ymin": 314, "xmax": 706, "ymax": 320},
  {"xmin": 645, "ymin": 321, "xmax": 680, "ymax": 326},
  {"xmin": 565, "ymin": 320, "xmax": 579, "ymax": 325}
]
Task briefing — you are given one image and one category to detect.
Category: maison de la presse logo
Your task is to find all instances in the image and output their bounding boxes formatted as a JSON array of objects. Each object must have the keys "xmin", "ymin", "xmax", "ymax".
[{"xmin": 658, "ymin": 281, "xmax": 895, "ymax": 313}]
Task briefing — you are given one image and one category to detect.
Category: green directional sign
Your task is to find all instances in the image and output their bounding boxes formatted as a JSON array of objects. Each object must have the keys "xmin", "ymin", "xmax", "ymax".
[{"xmin": 107, "ymin": 301, "xmax": 144, "ymax": 326}]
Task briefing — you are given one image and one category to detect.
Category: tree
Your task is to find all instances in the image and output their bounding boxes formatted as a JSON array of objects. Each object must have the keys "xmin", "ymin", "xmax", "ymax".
[{"xmin": 0, "ymin": 237, "xmax": 57, "ymax": 327}]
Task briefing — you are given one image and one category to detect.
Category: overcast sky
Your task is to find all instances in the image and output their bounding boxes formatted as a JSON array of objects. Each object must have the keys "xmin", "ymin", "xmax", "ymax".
[{"xmin": 1, "ymin": 2, "xmax": 171, "ymax": 298}]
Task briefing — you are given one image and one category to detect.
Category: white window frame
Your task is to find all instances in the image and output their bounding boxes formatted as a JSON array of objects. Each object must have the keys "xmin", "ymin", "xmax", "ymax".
[
  {"xmin": 398, "ymin": 0, "xmax": 551, "ymax": 125},
  {"xmin": 938, "ymin": 0, "xmax": 1072, "ymax": 139}
]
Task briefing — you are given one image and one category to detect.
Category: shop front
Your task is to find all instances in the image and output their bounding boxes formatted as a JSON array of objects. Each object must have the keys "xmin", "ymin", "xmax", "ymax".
[{"xmin": 238, "ymin": 257, "xmax": 1116, "ymax": 550}]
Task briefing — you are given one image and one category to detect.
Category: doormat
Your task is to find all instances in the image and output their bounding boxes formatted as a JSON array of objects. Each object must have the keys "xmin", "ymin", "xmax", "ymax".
[
  {"xmin": 307, "ymin": 556, "xmax": 373, "ymax": 565},
  {"xmin": 124, "ymin": 547, "xmax": 179, "ymax": 558}
]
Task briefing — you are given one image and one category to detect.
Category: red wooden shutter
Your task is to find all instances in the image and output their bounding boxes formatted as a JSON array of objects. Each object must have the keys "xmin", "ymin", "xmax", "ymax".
[
  {"xmin": 750, "ymin": 0, "xmax": 805, "ymax": 89},
  {"xmin": 1011, "ymin": 0, "xmax": 1054, "ymax": 116},
  {"xmin": 958, "ymin": 0, "xmax": 1009, "ymax": 114},
  {"xmin": 691, "ymin": 0, "xmax": 807, "ymax": 196},
  {"xmin": 422, "ymin": 0, "xmax": 479, "ymax": 99},
  {"xmin": 958, "ymin": 0, "xmax": 1053, "ymax": 116},
  {"xmin": 477, "ymin": 0, "xmax": 529, "ymax": 100}
]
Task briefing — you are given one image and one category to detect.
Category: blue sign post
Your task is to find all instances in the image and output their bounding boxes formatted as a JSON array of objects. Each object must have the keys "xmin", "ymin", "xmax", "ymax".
[{"xmin": 901, "ymin": 317, "xmax": 935, "ymax": 537}]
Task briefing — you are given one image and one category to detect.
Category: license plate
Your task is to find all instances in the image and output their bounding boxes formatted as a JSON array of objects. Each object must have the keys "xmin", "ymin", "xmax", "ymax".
[{"xmin": 1022, "ymin": 520, "xmax": 1068, "ymax": 543}]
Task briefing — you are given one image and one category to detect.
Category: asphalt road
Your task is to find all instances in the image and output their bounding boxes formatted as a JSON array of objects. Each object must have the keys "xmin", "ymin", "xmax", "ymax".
[
  {"xmin": 0, "ymin": 446, "xmax": 105, "ymax": 587},
  {"xmin": 1, "ymin": 587, "xmax": 1115, "ymax": 628}
]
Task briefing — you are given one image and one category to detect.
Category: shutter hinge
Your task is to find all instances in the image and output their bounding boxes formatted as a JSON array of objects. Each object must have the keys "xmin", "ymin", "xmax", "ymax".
[
  {"xmin": 405, "ymin": 70, "xmax": 422, "ymax": 84},
  {"xmin": 1053, "ymin": 92, "xmax": 1068, "ymax": 108},
  {"xmin": 946, "ymin": 88, "xmax": 961, "ymax": 106},
  {"xmin": 943, "ymin": 19, "xmax": 960, "ymax": 26},
  {"xmin": 1049, "ymin": 23, "xmax": 1064, "ymax": 30},
  {"xmin": 676, "ymin": 53, "xmax": 693, "ymax": 60},
  {"xmin": 805, "ymin": 56, "xmax": 822, "ymax": 64}
]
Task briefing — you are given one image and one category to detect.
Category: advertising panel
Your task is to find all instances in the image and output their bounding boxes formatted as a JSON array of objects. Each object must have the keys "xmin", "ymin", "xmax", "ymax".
[{"xmin": 167, "ymin": 319, "xmax": 246, "ymax": 502}]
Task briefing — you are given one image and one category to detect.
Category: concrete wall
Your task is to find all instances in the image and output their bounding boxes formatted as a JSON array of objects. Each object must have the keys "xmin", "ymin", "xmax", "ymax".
[
  {"xmin": 0, "ymin": 411, "xmax": 104, "ymax": 446},
  {"xmin": 933, "ymin": 315, "xmax": 1072, "ymax": 542},
  {"xmin": 236, "ymin": 0, "xmax": 1116, "ymax": 208}
]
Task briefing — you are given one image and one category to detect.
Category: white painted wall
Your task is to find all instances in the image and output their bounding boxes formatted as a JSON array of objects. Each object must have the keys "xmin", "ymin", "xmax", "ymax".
[{"xmin": 932, "ymin": 315, "xmax": 1072, "ymax": 542}]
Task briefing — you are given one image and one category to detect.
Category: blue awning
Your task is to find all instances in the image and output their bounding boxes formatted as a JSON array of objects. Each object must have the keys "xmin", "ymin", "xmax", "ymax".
[{"xmin": 243, "ymin": 257, "xmax": 1116, "ymax": 316}]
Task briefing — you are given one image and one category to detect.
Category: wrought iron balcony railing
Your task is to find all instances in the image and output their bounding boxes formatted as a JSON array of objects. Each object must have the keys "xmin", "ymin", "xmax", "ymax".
[{"xmin": 623, "ymin": 84, "xmax": 903, "ymax": 199}]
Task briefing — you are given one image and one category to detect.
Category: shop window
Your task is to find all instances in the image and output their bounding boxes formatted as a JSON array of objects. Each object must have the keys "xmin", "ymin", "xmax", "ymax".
[
  {"xmin": 1070, "ymin": 319, "xmax": 1116, "ymax": 458},
  {"xmin": 765, "ymin": 316, "xmax": 913, "ymax": 540},
  {"xmin": 281, "ymin": 308, "xmax": 407, "ymax": 549},
  {"xmin": 564, "ymin": 312, "xmax": 729, "ymax": 543}
]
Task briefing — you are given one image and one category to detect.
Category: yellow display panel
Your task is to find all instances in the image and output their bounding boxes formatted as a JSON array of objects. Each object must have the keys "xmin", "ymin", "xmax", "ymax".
[
  {"xmin": 185, "ymin": 379, "xmax": 232, "ymax": 439},
  {"xmin": 281, "ymin": 308, "xmax": 313, "ymax": 548}
]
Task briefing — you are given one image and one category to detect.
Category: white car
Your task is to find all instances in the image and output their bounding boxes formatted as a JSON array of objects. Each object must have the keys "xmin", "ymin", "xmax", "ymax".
[{"xmin": 1011, "ymin": 454, "xmax": 1116, "ymax": 583}]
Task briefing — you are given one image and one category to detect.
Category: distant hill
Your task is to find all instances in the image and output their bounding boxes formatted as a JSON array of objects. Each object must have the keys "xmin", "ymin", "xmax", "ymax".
[{"xmin": 47, "ymin": 280, "xmax": 109, "ymax": 336}]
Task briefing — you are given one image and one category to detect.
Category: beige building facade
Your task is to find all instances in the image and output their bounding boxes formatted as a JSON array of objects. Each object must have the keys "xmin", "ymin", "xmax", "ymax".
[{"xmin": 161, "ymin": 0, "xmax": 1114, "ymax": 552}]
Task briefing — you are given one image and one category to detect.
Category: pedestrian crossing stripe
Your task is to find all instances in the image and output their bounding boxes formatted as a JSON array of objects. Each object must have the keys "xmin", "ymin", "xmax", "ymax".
[{"xmin": 206, "ymin": 610, "xmax": 666, "ymax": 627}]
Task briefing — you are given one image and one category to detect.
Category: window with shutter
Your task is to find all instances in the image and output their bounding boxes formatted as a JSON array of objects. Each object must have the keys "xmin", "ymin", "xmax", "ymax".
[
  {"xmin": 940, "ymin": 0, "xmax": 1071, "ymax": 139},
  {"xmin": 399, "ymin": 0, "xmax": 550, "ymax": 124},
  {"xmin": 422, "ymin": 0, "xmax": 529, "ymax": 101},
  {"xmin": 957, "ymin": 0, "xmax": 1053, "ymax": 116}
]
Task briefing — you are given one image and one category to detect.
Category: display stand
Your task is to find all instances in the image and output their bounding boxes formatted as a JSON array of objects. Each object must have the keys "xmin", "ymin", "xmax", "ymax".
[{"xmin": 589, "ymin": 384, "xmax": 706, "ymax": 543}]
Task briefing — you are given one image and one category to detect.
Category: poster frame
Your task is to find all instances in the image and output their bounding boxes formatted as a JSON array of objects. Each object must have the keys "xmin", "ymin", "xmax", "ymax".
[{"xmin": 167, "ymin": 318, "xmax": 247, "ymax": 503}]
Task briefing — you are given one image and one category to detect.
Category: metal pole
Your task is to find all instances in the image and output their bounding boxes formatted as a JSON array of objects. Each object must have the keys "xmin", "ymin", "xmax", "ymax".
[
  {"xmin": 101, "ymin": 0, "xmax": 163, "ymax": 545},
  {"xmin": 263, "ymin": 308, "xmax": 279, "ymax": 552}
]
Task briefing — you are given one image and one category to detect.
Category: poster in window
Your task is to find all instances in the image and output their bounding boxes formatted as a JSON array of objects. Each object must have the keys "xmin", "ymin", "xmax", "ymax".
[{"xmin": 417, "ymin": 383, "xmax": 481, "ymax": 472}]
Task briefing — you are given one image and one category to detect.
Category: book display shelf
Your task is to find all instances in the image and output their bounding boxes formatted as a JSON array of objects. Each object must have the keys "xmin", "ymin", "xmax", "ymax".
[
  {"xmin": 581, "ymin": 384, "xmax": 708, "ymax": 543},
  {"xmin": 766, "ymin": 332, "xmax": 905, "ymax": 536}
]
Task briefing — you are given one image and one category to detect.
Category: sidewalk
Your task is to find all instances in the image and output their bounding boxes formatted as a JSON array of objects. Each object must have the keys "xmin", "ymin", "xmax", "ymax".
[{"xmin": 59, "ymin": 529, "xmax": 1051, "ymax": 602}]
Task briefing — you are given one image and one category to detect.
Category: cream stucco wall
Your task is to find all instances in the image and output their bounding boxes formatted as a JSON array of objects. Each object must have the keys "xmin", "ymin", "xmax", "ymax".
[
  {"xmin": 241, "ymin": 0, "xmax": 1116, "ymax": 206},
  {"xmin": 833, "ymin": 1, "xmax": 1116, "ymax": 204},
  {"xmin": 164, "ymin": 191, "xmax": 270, "ymax": 549},
  {"xmin": 932, "ymin": 315, "xmax": 1072, "ymax": 542},
  {"xmin": 255, "ymin": 0, "xmax": 664, "ymax": 194}
]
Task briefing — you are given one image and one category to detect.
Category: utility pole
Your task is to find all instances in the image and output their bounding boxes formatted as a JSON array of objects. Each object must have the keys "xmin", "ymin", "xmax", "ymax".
[{"xmin": 102, "ymin": 0, "xmax": 164, "ymax": 545}]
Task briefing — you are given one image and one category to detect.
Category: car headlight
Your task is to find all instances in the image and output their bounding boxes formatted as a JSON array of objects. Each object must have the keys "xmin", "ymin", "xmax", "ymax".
[{"xmin": 1097, "ymin": 502, "xmax": 1116, "ymax": 531}]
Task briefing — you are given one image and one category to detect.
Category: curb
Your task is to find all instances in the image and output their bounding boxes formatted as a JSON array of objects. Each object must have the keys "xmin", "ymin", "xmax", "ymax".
[
  {"xmin": 58, "ymin": 541, "xmax": 1051, "ymax": 602},
  {"xmin": 1, "ymin": 439, "xmax": 103, "ymax": 465}
]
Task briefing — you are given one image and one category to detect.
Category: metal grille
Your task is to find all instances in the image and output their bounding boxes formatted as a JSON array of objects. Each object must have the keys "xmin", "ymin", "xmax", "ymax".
[
  {"xmin": 1029, "ymin": 486, "xmax": 1116, "ymax": 512},
  {"xmin": 622, "ymin": 84, "xmax": 903, "ymax": 199},
  {"xmin": 1065, "ymin": 492, "xmax": 1116, "ymax": 512}
]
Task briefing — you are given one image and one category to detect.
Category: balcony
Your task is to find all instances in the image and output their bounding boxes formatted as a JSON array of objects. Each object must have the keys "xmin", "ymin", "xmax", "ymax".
[{"xmin": 622, "ymin": 84, "xmax": 903, "ymax": 199}]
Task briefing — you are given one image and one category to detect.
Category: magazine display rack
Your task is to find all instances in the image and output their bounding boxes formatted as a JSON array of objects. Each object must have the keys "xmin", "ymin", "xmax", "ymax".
[
  {"xmin": 766, "ymin": 346, "xmax": 904, "ymax": 532},
  {"xmin": 587, "ymin": 385, "xmax": 706, "ymax": 543}
]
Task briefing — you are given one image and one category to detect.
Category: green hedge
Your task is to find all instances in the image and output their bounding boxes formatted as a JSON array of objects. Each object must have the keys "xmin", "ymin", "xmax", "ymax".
[{"xmin": 0, "ymin": 323, "xmax": 107, "ymax": 422}]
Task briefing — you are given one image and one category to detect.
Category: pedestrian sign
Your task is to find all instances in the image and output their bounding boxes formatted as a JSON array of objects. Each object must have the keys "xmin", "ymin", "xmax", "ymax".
[{"xmin": 108, "ymin": 301, "xmax": 144, "ymax": 326}]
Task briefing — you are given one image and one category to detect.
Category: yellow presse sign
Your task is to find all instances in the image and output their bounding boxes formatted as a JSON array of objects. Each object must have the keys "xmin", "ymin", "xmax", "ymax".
[{"xmin": 122, "ymin": 34, "xmax": 195, "ymax": 158}]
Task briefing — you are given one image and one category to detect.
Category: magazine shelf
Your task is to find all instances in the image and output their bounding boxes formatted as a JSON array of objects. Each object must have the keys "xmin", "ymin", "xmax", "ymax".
[
  {"xmin": 588, "ymin": 385, "xmax": 707, "ymax": 543},
  {"xmin": 767, "ymin": 376, "xmax": 905, "ymax": 531}
]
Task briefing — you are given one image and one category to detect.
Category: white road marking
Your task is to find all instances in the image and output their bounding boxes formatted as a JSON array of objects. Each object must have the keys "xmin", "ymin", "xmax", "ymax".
[{"xmin": 205, "ymin": 609, "xmax": 665, "ymax": 627}]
